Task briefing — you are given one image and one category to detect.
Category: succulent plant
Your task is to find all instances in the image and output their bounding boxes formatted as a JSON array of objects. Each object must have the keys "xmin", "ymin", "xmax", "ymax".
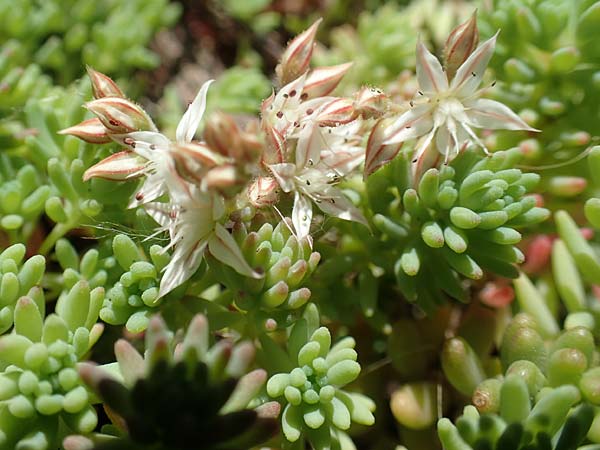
[
  {"xmin": 66, "ymin": 314, "xmax": 278, "ymax": 450},
  {"xmin": 0, "ymin": 245, "xmax": 46, "ymax": 334},
  {"xmin": 207, "ymin": 219, "xmax": 320, "ymax": 332},
  {"xmin": 368, "ymin": 148, "xmax": 548, "ymax": 309},
  {"xmin": 478, "ymin": 0, "xmax": 599, "ymax": 165},
  {"xmin": 0, "ymin": 281, "xmax": 103, "ymax": 449},
  {"xmin": 0, "ymin": 0, "xmax": 180, "ymax": 84},
  {"xmin": 263, "ymin": 304, "xmax": 375, "ymax": 450}
]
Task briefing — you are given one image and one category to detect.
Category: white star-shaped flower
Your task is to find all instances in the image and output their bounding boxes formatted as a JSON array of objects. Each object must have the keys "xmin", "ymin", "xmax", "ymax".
[{"xmin": 367, "ymin": 32, "xmax": 537, "ymax": 174}]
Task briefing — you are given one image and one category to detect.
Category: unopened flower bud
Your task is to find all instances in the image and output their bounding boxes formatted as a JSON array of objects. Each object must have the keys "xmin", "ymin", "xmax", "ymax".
[
  {"xmin": 248, "ymin": 177, "xmax": 279, "ymax": 208},
  {"xmin": 315, "ymin": 98, "xmax": 356, "ymax": 127},
  {"xmin": 354, "ymin": 86, "xmax": 389, "ymax": 119},
  {"xmin": 172, "ymin": 142, "xmax": 229, "ymax": 184},
  {"xmin": 85, "ymin": 97, "xmax": 155, "ymax": 134},
  {"xmin": 204, "ymin": 112, "xmax": 260, "ymax": 162},
  {"xmin": 202, "ymin": 165, "xmax": 240, "ymax": 193},
  {"xmin": 443, "ymin": 11, "xmax": 479, "ymax": 81},
  {"xmin": 303, "ymin": 63, "xmax": 352, "ymax": 98},
  {"xmin": 261, "ymin": 125, "xmax": 286, "ymax": 165},
  {"xmin": 86, "ymin": 66, "xmax": 125, "ymax": 99},
  {"xmin": 58, "ymin": 118, "xmax": 111, "ymax": 144},
  {"xmin": 82, "ymin": 151, "xmax": 146, "ymax": 182},
  {"xmin": 275, "ymin": 19, "xmax": 322, "ymax": 85}
]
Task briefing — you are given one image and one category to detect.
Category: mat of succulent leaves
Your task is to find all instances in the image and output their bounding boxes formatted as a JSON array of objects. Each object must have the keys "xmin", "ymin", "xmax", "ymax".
[{"xmin": 56, "ymin": 13, "xmax": 559, "ymax": 450}]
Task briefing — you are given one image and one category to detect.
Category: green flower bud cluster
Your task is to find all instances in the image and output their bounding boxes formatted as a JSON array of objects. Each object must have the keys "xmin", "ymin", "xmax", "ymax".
[
  {"xmin": 0, "ymin": 280, "xmax": 103, "ymax": 450},
  {"xmin": 0, "ymin": 244, "xmax": 45, "ymax": 334},
  {"xmin": 264, "ymin": 304, "xmax": 375, "ymax": 450},
  {"xmin": 100, "ymin": 234, "xmax": 171, "ymax": 333},
  {"xmin": 0, "ymin": 0, "xmax": 181, "ymax": 84},
  {"xmin": 369, "ymin": 149, "xmax": 548, "ymax": 309},
  {"xmin": 214, "ymin": 220, "xmax": 320, "ymax": 317},
  {"xmin": 479, "ymin": 0, "xmax": 600, "ymax": 162},
  {"xmin": 0, "ymin": 160, "xmax": 50, "ymax": 244},
  {"xmin": 69, "ymin": 314, "xmax": 278, "ymax": 450}
]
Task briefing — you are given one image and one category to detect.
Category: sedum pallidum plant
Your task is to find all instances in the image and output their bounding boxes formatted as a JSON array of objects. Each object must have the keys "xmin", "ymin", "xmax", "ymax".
[{"xmin": 2, "ymin": 3, "xmax": 600, "ymax": 449}]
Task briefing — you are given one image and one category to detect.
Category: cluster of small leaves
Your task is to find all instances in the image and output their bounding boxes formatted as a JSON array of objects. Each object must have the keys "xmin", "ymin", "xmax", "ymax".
[
  {"xmin": 0, "ymin": 0, "xmax": 180, "ymax": 84},
  {"xmin": 100, "ymin": 235, "xmax": 171, "ymax": 333},
  {"xmin": 0, "ymin": 244, "xmax": 45, "ymax": 334},
  {"xmin": 0, "ymin": 281, "xmax": 103, "ymax": 449},
  {"xmin": 438, "ymin": 394, "xmax": 593, "ymax": 450},
  {"xmin": 478, "ymin": 0, "xmax": 600, "ymax": 165},
  {"xmin": 437, "ymin": 311, "xmax": 599, "ymax": 449},
  {"xmin": 66, "ymin": 314, "xmax": 278, "ymax": 450},
  {"xmin": 369, "ymin": 148, "xmax": 548, "ymax": 310},
  {"xmin": 211, "ymin": 220, "xmax": 320, "ymax": 325},
  {"xmin": 262, "ymin": 304, "xmax": 374, "ymax": 450}
]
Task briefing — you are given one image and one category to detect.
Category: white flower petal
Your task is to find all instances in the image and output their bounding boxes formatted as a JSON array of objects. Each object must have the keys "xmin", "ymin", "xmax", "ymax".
[
  {"xmin": 416, "ymin": 41, "xmax": 448, "ymax": 94},
  {"xmin": 158, "ymin": 239, "xmax": 207, "ymax": 298},
  {"xmin": 320, "ymin": 146, "xmax": 364, "ymax": 176},
  {"xmin": 269, "ymin": 163, "xmax": 297, "ymax": 193},
  {"xmin": 208, "ymin": 223, "xmax": 261, "ymax": 278},
  {"xmin": 465, "ymin": 98, "xmax": 539, "ymax": 131},
  {"xmin": 176, "ymin": 79, "xmax": 214, "ymax": 143},
  {"xmin": 143, "ymin": 202, "xmax": 175, "ymax": 229},
  {"xmin": 315, "ymin": 188, "xmax": 369, "ymax": 229},
  {"xmin": 129, "ymin": 175, "xmax": 166, "ymax": 208},
  {"xmin": 450, "ymin": 32, "xmax": 498, "ymax": 98},
  {"xmin": 295, "ymin": 123, "xmax": 323, "ymax": 169},
  {"xmin": 382, "ymin": 104, "xmax": 433, "ymax": 145},
  {"xmin": 292, "ymin": 192, "xmax": 313, "ymax": 239},
  {"xmin": 112, "ymin": 131, "xmax": 172, "ymax": 153}
]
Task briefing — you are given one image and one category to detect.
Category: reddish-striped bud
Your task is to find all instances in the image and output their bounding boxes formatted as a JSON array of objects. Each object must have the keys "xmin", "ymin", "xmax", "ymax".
[
  {"xmin": 85, "ymin": 97, "xmax": 155, "ymax": 134},
  {"xmin": 82, "ymin": 151, "xmax": 146, "ymax": 181},
  {"xmin": 443, "ymin": 11, "xmax": 479, "ymax": 81},
  {"xmin": 275, "ymin": 19, "xmax": 322, "ymax": 85},
  {"xmin": 303, "ymin": 63, "xmax": 352, "ymax": 98},
  {"xmin": 315, "ymin": 97, "xmax": 356, "ymax": 127},
  {"xmin": 58, "ymin": 118, "xmax": 111, "ymax": 144},
  {"xmin": 86, "ymin": 66, "xmax": 125, "ymax": 99}
]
